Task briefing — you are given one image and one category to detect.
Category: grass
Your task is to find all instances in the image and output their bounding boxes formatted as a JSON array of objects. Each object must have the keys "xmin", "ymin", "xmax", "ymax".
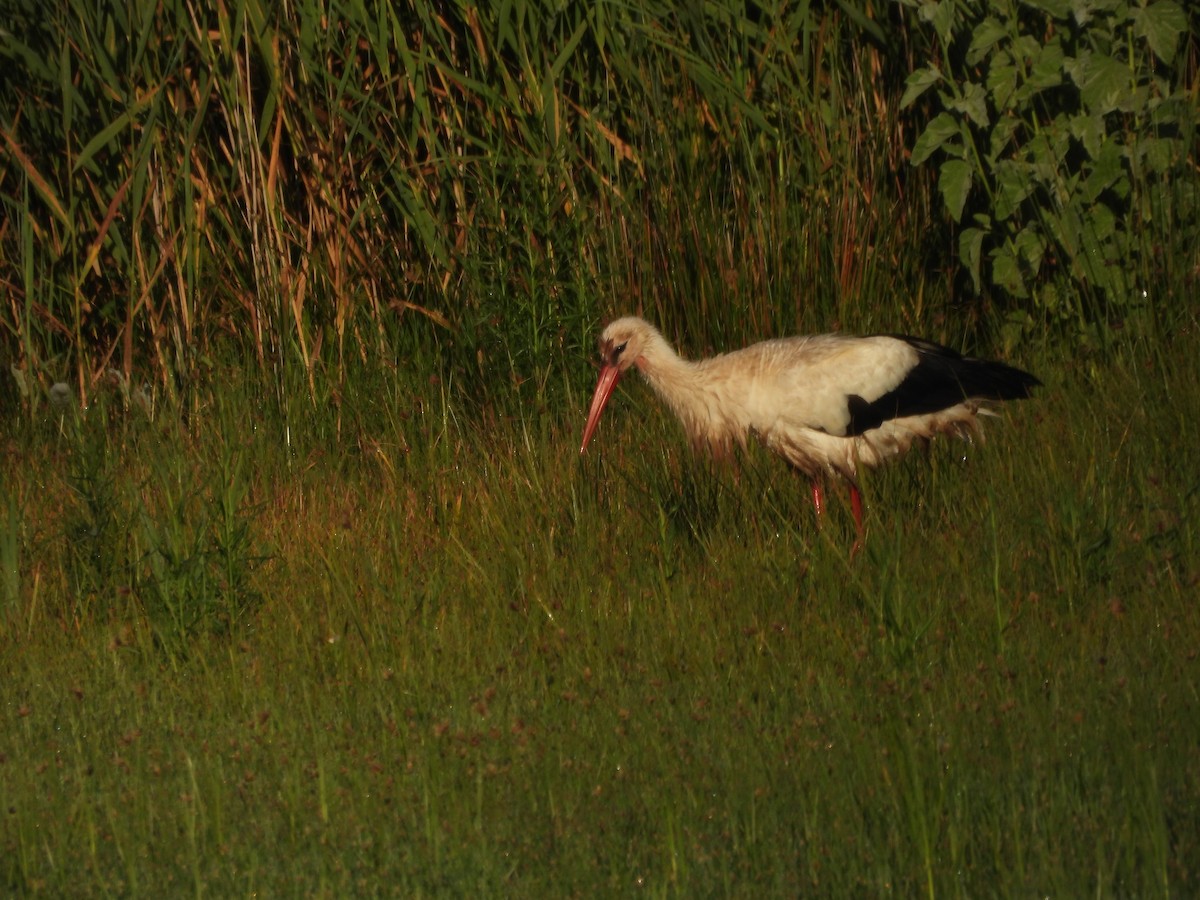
[
  {"xmin": 2, "ymin": 320, "xmax": 1198, "ymax": 896},
  {"xmin": 2, "ymin": 1, "xmax": 1196, "ymax": 892}
]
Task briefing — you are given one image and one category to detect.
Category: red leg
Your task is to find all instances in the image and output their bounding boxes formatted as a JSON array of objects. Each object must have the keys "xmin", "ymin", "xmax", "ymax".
[
  {"xmin": 849, "ymin": 484, "xmax": 863, "ymax": 534},
  {"xmin": 810, "ymin": 480, "xmax": 824, "ymax": 520}
]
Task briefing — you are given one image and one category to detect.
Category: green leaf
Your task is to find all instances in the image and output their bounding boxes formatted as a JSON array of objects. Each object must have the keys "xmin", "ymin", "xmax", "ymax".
[
  {"xmin": 959, "ymin": 226, "xmax": 986, "ymax": 292},
  {"xmin": 967, "ymin": 18, "xmax": 1009, "ymax": 66},
  {"xmin": 1034, "ymin": 284, "xmax": 1062, "ymax": 319},
  {"xmin": 900, "ymin": 67, "xmax": 943, "ymax": 108},
  {"xmin": 1016, "ymin": 37, "xmax": 1064, "ymax": 100},
  {"xmin": 1081, "ymin": 139, "xmax": 1125, "ymax": 202},
  {"xmin": 1012, "ymin": 34, "xmax": 1041, "ymax": 63},
  {"xmin": 1046, "ymin": 206, "xmax": 1082, "ymax": 258},
  {"xmin": 987, "ymin": 117, "xmax": 1020, "ymax": 163},
  {"xmin": 986, "ymin": 58, "xmax": 1018, "ymax": 110},
  {"xmin": 1057, "ymin": 201, "xmax": 1126, "ymax": 296},
  {"xmin": 542, "ymin": 64, "xmax": 559, "ymax": 148},
  {"xmin": 1086, "ymin": 201, "xmax": 1117, "ymax": 243},
  {"xmin": 1069, "ymin": 113, "xmax": 1107, "ymax": 160},
  {"xmin": 918, "ymin": 0, "xmax": 958, "ymax": 45},
  {"xmin": 10, "ymin": 364, "xmax": 30, "ymax": 399},
  {"xmin": 939, "ymin": 159, "xmax": 974, "ymax": 222},
  {"xmin": 73, "ymin": 97, "xmax": 155, "ymax": 176},
  {"xmin": 1137, "ymin": 136, "xmax": 1179, "ymax": 175},
  {"xmin": 1134, "ymin": 0, "xmax": 1187, "ymax": 65},
  {"xmin": 994, "ymin": 160, "xmax": 1034, "ymax": 220},
  {"xmin": 1025, "ymin": 129, "xmax": 1069, "ymax": 182},
  {"xmin": 392, "ymin": 179, "xmax": 451, "ymax": 269},
  {"xmin": 1066, "ymin": 50, "xmax": 1134, "ymax": 115},
  {"xmin": 1014, "ymin": 224, "xmax": 1046, "ymax": 277},
  {"xmin": 910, "ymin": 112, "xmax": 962, "ymax": 166},
  {"xmin": 1000, "ymin": 309, "xmax": 1035, "ymax": 351},
  {"xmin": 1149, "ymin": 93, "xmax": 1189, "ymax": 128},
  {"xmin": 991, "ymin": 242, "xmax": 1029, "ymax": 297},
  {"xmin": 949, "ymin": 81, "xmax": 989, "ymax": 128},
  {"xmin": 550, "ymin": 18, "xmax": 590, "ymax": 78}
]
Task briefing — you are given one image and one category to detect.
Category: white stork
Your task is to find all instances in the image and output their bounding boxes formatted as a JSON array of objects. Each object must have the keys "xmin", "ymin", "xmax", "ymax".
[{"xmin": 579, "ymin": 316, "xmax": 1040, "ymax": 539}]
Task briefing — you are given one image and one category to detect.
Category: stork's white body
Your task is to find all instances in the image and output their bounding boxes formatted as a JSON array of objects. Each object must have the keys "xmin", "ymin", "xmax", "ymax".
[
  {"xmin": 580, "ymin": 316, "xmax": 1040, "ymax": 538},
  {"xmin": 628, "ymin": 328, "xmax": 975, "ymax": 479}
]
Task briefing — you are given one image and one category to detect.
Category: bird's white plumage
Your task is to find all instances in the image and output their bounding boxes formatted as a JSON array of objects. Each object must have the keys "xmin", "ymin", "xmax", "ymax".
[{"xmin": 592, "ymin": 316, "xmax": 988, "ymax": 480}]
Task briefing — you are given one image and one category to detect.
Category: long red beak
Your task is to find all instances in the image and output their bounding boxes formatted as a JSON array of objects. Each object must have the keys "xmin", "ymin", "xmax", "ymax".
[{"xmin": 579, "ymin": 364, "xmax": 621, "ymax": 453}]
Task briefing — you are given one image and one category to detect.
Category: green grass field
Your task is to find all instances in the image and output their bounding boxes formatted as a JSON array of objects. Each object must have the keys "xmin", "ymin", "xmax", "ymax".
[
  {"xmin": 3, "ymin": 0, "xmax": 1198, "ymax": 893},
  {"xmin": 3, "ymin": 322, "xmax": 1197, "ymax": 895}
]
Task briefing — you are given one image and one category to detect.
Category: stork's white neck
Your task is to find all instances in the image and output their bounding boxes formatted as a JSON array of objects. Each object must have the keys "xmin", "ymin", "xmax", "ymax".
[{"xmin": 631, "ymin": 331, "xmax": 743, "ymax": 452}]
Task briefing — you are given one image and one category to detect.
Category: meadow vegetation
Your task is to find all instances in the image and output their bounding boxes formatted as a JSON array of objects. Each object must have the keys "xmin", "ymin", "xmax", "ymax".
[{"xmin": 2, "ymin": 0, "xmax": 1199, "ymax": 894}]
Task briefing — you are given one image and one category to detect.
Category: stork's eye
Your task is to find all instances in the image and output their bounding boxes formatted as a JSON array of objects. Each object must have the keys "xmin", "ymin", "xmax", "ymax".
[{"xmin": 614, "ymin": 341, "xmax": 628, "ymax": 356}]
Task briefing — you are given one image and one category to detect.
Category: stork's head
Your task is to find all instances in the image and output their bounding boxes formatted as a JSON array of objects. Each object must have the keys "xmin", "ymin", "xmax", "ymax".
[
  {"xmin": 579, "ymin": 317, "xmax": 660, "ymax": 453},
  {"xmin": 597, "ymin": 316, "xmax": 658, "ymax": 373}
]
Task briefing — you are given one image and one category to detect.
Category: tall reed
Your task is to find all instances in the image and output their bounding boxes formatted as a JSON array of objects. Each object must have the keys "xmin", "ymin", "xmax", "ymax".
[{"xmin": 1, "ymin": 0, "xmax": 958, "ymax": 403}]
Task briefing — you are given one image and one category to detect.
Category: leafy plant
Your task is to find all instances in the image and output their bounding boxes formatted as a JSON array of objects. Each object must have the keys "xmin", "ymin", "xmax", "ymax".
[
  {"xmin": 900, "ymin": 0, "xmax": 1196, "ymax": 341},
  {"xmin": 63, "ymin": 425, "xmax": 133, "ymax": 625},
  {"xmin": 136, "ymin": 441, "xmax": 264, "ymax": 657}
]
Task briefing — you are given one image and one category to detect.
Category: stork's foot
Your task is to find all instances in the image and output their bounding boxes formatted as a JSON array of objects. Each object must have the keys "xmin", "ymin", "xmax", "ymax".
[
  {"xmin": 811, "ymin": 479, "xmax": 866, "ymax": 555},
  {"xmin": 849, "ymin": 483, "xmax": 865, "ymax": 559},
  {"xmin": 810, "ymin": 480, "xmax": 825, "ymax": 522}
]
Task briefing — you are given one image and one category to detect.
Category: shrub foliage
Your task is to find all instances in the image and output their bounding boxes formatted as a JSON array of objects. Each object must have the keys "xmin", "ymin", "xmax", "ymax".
[{"xmin": 901, "ymin": 0, "xmax": 1197, "ymax": 343}]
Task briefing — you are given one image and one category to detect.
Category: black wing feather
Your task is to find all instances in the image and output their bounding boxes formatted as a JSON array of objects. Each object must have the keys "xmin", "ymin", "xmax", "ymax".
[{"xmin": 845, "ymin": 335, "xmax": 1041, "ymax": 437}]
